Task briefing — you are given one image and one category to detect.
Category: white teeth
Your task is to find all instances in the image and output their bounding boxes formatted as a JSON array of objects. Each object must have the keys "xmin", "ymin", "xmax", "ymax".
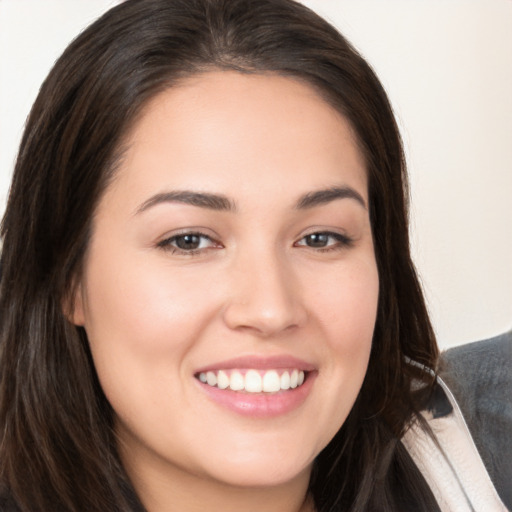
[
  {"xmin": 290, "ymin": 369, "xmax": 298, "ymax": 389},
  {"xmin": 229, "ymin": 371, "xmax": 244, "ymax": 391},
  {"xmin": 245, "ymin": 370, "xmax": 262, "ymax": 393},
  {"xmin": 217, "ymin": 370, "xmax": 229, "ymax": 389},
  {"xmin": 280, "ymin": 371, "xmax": 290, "ymax": 390},
  {"xmin": 262, "ymin": 370, "xmax": 281, "ymax": 392},
  {"xmin": 198, "ymin": 369, "xmax": 306, "ymax": 393},
  {"xmin": 206, "ymin": 371, "xmax": 217, "ymax": 387}
]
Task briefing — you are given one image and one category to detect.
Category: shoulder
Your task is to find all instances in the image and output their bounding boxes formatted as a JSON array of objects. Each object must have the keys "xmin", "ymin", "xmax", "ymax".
[
  {"xmin": 440, "ymin": 330, "xmax": 511, "ymax": 390},
  {"xmin": 439, "ymin": 330, "xmax": 512, "ymax": 437},
  {"xmin": 439, "ymin": 331, "xmax": 512, "ymax": 510}
]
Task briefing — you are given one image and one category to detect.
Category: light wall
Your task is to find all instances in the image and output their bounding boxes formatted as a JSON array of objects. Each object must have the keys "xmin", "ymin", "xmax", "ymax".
[{"xmin": 1, "ymin": 0, "xmax": 511, "ymax": 349}]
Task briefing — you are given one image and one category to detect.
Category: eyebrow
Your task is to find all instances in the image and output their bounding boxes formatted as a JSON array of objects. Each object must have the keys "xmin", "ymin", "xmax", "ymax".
[
  {"xmin": 295, "ymin": 186, "xmax": 367, "ymax": 210},
  {"xmin": 135, "ymin": 190, "xmax": 237, "ymax": 215},
  {"xmin": 135, "ymin": 185, "xmax": 366, "ymax": 215}
]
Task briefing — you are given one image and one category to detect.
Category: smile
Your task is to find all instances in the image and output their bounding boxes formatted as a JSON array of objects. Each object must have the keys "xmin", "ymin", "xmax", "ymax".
[
  {"xmin": 194, "ymin": 357, "xmax": 316, "ymax": 417},
  {"xmin": 197, "ymin": 369, "xmax": 306, "ymax": 393}
]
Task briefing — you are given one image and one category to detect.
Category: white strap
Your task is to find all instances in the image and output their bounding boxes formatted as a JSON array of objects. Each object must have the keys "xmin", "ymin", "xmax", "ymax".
[{"xmin": 402, "ymin": 377, "xmax": 508, "ymax": 511}]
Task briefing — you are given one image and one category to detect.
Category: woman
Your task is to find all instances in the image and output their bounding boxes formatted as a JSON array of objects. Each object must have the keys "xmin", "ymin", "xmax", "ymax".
[{"xmin": 0, "ymin": 1, "xmax": 506, "ymax": 511}]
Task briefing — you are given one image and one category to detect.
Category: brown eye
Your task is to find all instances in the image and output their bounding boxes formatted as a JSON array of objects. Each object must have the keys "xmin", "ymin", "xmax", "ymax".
[
  {"xmin": 158, "ymin": 232, "xmax": 219, "ymax": 254},
  {"xmin": 304, "ymin": 233, "xmax": 329, "ymax": 248},
  {"xmin": 295, "ymin": 231, "xmax": 353, "ymax": 251},
  {"xmin": 174, "ymin": 234, "xmax": 202, "ymax": 250}
]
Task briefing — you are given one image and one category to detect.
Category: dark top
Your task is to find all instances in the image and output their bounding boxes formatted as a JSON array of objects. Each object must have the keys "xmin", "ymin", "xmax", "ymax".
[{"xmin": 439, "ymin": 330, "xmax": 512, "ymax": 510}]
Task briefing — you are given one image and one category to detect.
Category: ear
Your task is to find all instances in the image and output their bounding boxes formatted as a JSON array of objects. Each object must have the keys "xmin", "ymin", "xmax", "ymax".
[{"xmin": 62, "ymin": 281, "xmax": 86, "ymax": 326}]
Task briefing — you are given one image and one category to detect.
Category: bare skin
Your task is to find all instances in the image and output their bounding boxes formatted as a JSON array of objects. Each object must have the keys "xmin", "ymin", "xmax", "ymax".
[{"xmin": 73, "ymin": 71, "xmax": 377, "ymax": 511}]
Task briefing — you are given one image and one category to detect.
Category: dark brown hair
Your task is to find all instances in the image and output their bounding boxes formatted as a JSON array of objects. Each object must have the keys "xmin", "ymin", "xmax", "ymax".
[{"xmin": 0, "ymin": 1, "xmax": 438, "ymax": 510}]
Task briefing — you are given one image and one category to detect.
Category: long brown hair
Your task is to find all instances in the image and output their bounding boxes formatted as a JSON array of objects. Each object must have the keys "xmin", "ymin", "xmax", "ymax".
[{"xmin": 0, "ymin": 1, "xmax": 438, "ymax": 510}]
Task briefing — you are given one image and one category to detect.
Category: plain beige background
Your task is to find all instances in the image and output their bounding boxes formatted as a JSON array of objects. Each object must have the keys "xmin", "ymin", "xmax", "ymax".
[{"xmin": 1, "ymin": 0, "xmax": 511, "ymax": 348}]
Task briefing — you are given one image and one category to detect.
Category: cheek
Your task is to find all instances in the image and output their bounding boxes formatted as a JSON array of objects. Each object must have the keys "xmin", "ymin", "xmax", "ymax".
[
  {"xmin": 298, "ymin": 257, "xmax": 379, "ymax": 452},
  {"xmin": 312, "ymin": 257, "xmax": 379, "ymax": 347},
  {"xmin": 80, "ymin": 256, "xmax": 225, "ymax": 439},
  {"xmin": 83, "ymin": 249, "xmax": 213, "ymax": 343},
  {"xmin": 79, "ymin": 247, "xmax": 224, "ymax": 403},
  {"xmin": 308, "ymin": 257, "xmax": 378, "ymax": 423}
]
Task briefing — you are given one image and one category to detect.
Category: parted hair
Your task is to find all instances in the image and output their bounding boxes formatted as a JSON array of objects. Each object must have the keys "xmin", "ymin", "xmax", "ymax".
[{"xmin": 0, "ymin": 1, "xmax": 438, "ymax": 510}]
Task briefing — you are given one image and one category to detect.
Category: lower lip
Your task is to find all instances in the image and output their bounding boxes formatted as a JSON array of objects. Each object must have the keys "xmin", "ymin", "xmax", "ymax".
[{"xmin": 196, "ymin": 373, "xmax": 316, "ymax": 418}]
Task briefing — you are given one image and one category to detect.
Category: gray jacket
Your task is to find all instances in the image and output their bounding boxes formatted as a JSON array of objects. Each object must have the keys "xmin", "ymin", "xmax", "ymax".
[
  {"xmin": 441, "ymin": 331, "xmax": 511, "ymax": 509},
  {"xmin": 403, "ymin": 331, "xmax": 511, "ymax": 511}
]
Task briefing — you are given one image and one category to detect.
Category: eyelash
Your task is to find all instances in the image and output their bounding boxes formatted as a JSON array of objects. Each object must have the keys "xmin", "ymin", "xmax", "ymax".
[
  {"xmin": 157, "ymin": 230, "xmax": 353, "ymax": 256},
  {"xmin": 157, "ymin": 232, "xmax": 219, "ymax": 255},
  {"xmin": 294, "ymin": 231, "xmax": 354, "ymax": 252}
]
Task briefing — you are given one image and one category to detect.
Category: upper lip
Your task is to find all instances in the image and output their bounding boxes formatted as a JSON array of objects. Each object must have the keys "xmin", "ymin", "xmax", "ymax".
[{"xmin": 195, "ymin": 355, "xmax": 316, "ymax": 374}]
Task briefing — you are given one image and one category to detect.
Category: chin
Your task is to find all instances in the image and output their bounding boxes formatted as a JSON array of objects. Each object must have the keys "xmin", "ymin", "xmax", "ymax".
[
  {"xmin": 208, "ymin": 459, "xmax": 312, "ymax": 489},
  {"xmin": 194, "ymin": 438, "xmax": 316, "ymax": 489}
]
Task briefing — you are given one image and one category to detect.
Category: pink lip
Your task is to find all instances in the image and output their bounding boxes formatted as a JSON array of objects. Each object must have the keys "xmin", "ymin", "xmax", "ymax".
[
  {"xmin": 194, "ymin": 355, "xmax": 316, "ymax": 374},
  {"xmin": 194, "ymin": 355, "xmax": 317, "ymax": 418}
]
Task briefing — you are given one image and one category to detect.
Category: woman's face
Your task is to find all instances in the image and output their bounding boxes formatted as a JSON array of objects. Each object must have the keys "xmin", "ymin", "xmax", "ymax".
[{"xmin": 72, "ymin": 72, "xmax": 379, "ymax": 494}]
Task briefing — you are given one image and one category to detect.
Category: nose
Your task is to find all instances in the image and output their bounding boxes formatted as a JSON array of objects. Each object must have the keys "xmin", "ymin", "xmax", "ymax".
[{"xmin": 222, "ymin": 249, "xmax": 307, "ymax": 337}]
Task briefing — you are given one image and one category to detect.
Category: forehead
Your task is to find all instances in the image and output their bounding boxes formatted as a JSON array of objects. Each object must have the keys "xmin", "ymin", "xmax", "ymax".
[{"xmin": 108, "ymin": 71, "xmax": 368, "ymax": 211}]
